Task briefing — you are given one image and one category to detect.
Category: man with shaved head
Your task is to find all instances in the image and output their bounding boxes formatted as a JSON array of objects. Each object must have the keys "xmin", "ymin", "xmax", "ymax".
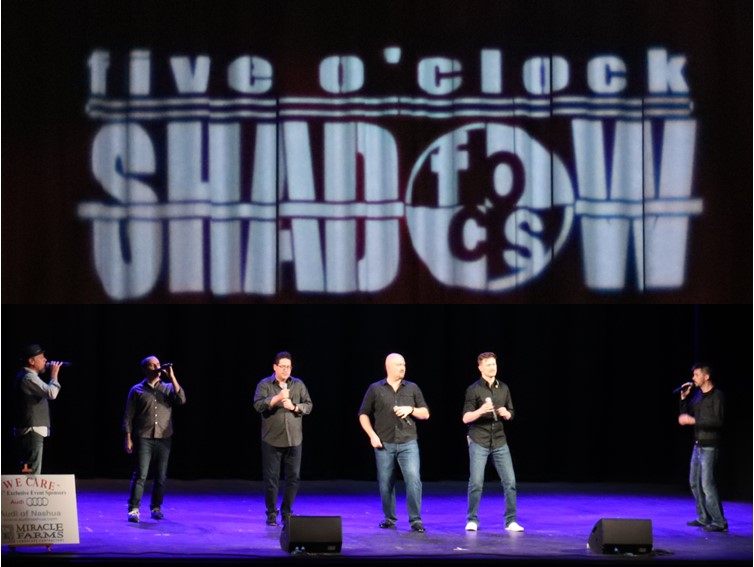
[{"xmin": 358, "ymin": 353, "xmax": 430, "ymax": 533}]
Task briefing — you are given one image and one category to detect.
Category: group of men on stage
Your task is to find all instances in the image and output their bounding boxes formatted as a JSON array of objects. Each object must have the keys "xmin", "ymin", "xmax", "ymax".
[
  {"xmin": 12, "ymin": 345, "xmax": 727, "ymax": 534},
  {"xmin": 255, "ymin": 350, "xmax": 523, "ymax": 533}
]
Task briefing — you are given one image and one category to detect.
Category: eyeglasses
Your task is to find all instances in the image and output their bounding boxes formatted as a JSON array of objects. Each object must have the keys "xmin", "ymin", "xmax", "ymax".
[{"xmin": 276, "ymin": 365, "xmax": 292, "ymax": 370}]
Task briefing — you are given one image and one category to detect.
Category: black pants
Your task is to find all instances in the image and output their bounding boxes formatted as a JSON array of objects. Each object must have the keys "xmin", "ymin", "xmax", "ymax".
[
  {"xmin": 17, "ymin": 431, "xmax": 45, "ymax": 474},
  {"xmin": 261, "ymin": 441, "xmax": 302, "ymax": 516}
]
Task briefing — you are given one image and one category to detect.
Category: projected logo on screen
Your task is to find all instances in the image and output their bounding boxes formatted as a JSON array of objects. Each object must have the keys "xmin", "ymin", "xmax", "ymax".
[
  {"xmin": 406, "ymin": 123, "xmax": 575, "ymax": 291},
  {"xmin": 78, "ymin": 48, "xmax": 702, "ymax": 299}
]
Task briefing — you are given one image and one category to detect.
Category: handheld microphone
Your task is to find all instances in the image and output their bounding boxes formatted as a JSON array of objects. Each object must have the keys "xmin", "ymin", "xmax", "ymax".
[
  {"xmin": 46, "ymin": 361, "xmax": 72, "ymax": 367},
  {"xmin": 160, "ymin": 363, "xmax": 173, "ymax": 369},
  {"xmin": 672, "ymin": 382, "xmax": 694, "ymax": 394},
  {"xmin": 485, "ymin": 397, "xmax": 498, "ymax": 421}
]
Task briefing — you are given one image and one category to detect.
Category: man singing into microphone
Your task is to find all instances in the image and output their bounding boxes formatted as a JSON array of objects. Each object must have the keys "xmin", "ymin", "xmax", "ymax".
[
  {"xmin": 123, "ymin": 356, "xmax": 186, "ymax": 523},
  {"xmin": 462, "ymin": 352, "xmax": 523, "ymax": 532},
  {"xmin": 13, "ymin": 344, "xmax": 67, "ymax": 474},
  {"xmin": 253, "ymin": 352, "xmax": 313, "ymax": 527},
  {"xmin": 678, "ymin": 363, "xmax": 728, "ymax": 532}
]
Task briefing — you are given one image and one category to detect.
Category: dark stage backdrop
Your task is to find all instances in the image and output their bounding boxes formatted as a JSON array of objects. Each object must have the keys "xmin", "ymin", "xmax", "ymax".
[
  {"xmin": 3, "ymin": 0, "xmax": 752, "ymax": 303},
  {"xmin": 2, "ymin": 306, "xmax": 751, "ymax": 501}
]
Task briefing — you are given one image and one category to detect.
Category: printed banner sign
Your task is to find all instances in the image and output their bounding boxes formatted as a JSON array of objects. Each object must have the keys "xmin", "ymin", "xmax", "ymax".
[{"xmin": 1, "ymin": 475, "xmax": 80, "ymax": 547}]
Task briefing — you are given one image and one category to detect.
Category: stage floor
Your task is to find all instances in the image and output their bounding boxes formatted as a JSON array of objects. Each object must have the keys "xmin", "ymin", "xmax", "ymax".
[{"xmin": 3, "ymin": 479, "xmax": 751, "ymax": 565}]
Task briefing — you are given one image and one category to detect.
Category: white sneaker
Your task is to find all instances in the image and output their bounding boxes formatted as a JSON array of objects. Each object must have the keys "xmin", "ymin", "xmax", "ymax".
[
  {"xmin": 505, "ymin": 521, "xmax": 524, "ymax": 532},
  {"xmin": 465, "ymin": 521, "xmax": 478, "ymax": 531}
]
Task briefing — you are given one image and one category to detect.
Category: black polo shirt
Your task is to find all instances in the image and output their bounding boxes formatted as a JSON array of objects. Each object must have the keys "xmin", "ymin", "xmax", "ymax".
[
  {"xmin": 463, "ymin": 378, "xmax": 514, "ymax": 449},
  {"xmin": 358, "ymin": 379, "xmax": 428, "ymax": 444}
]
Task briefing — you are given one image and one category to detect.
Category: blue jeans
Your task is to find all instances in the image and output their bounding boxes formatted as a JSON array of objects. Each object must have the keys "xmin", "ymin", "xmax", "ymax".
[
  {"xmin": 128, "ymin": 437, "xmax": 172, "ymax": 511},
  {"xmin": 374, "ymin": 440, "xmax": 422, "ymax": 525},
  {"xmin": 17, "ymin": 431, "xmax": 44, "ymax": 474},
  {"xmin": 261, "ymin": 442, "xmax": 302, "ymax": 516},
  {"xmin": 689, "ymin": 445, "xmax": 727, "ymax": 528},
  {"xmin": 467, "ymin": 440, "xmax": 517, "ymax": 526}
]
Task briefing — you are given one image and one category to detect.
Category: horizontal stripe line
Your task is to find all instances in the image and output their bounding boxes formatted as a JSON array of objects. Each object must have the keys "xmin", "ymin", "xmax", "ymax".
[
  {"xmin": 85, "ymin": 113, "xmax": 691, "ymax": 121},
  {"xmin": 86, "ymin": 110, "xmax": 278, "ymax": 120},
  {"xmin": 87, "ymin": 95, "xmax": 692, "ymax": 108},
  {"xmin": 86, "ymin": 108, "xmax": 692, "ymax": 120},
  {"xmin": 85, "ymin": 105, "xmax": 692, "ymax": 115},
  {"xmin": 77, "ymin": 201, "xmax": 406, "ymax": 221},
  {"xmin": 575, "ymin": 198, "xmax": 703, "ymax": 217},
  {"xmin": 86, "ymin": 95, "xmax": 694, "ymax": 121},
  {"xmin": 77, "ymin": 199, "xmax": 702, "ymax": 222}
]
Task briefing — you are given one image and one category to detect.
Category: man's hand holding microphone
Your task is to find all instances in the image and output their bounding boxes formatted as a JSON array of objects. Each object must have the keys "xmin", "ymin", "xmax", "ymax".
[{"xmin": 483, "ymin": 397, "xmax": 512, "ymax": 421}]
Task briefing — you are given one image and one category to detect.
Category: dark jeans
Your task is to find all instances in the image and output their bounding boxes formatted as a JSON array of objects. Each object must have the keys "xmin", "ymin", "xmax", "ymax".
[
  {"xmin": 261, "ymin": 441, "xmax": 302, "ymax": 516},
  {"xmin": 128, "ymin": 437, "xmax": 172, "ymax": 511},
  {"xmin": 17, "ymin": 431, "xmax": 45, "ymax": 474}
]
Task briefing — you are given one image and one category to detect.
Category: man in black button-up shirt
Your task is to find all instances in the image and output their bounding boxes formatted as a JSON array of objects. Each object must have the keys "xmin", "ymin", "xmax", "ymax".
[
  {"xmin": 358, "ymin": 353, "xmax": 430, "ymax": 533},
  {"xmin": 123, "ymin": 356, "xmax": 186, "ymax": 523},
  {"xmin": 253, "ymin": 351, "xmax": 313, "ymax": 527},
  {"xmin": 462, "ymin": 352, "xmax": 523, "ymax": 532}
]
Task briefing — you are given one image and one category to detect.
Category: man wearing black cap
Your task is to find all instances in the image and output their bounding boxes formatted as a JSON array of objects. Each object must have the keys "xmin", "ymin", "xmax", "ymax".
[{"xmin": 13, "ymin": 344, "xmax": 67, "ymax": 474}]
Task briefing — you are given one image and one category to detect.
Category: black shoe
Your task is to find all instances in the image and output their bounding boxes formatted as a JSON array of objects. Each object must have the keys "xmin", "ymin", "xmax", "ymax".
[
  {"xmin": 266, "ymin": 512, "xmax": 278, "ymax": 526},
  {"xmin": 150, "ymin": 508, "xmax": 164, "ymax": 520},
  {"xmin": 686, "ymin": 520, "xmax": 706, "ymax": 527},
  {"xmin": 703, "ymin": 524, "xmax": 728, "ymax": 532},
  {"xmin": 379, "ymin": 520, "xmax": 396, "ymax": 529},
  {"xmin": 411, "ymin": 522, "xmax": 426, "ymax": 533}
]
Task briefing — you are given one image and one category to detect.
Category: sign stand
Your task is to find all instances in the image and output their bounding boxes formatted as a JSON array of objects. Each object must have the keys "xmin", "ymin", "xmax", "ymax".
[
  {"xmin": 2, "ymin": 474, "xmax": 80, "ymax": 551},
  {"xmin": 9, "ymin": 543, "xmax": 54, "ymax": 552}
]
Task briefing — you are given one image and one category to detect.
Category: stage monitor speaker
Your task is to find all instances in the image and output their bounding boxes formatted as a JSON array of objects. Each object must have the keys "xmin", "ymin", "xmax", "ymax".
[
  {"xmin": 280, "ymin": 516, "xmax": 342, "ymax": 554},
  {"xmin": 588, "ymin": 518, "xmax": 653, "ymax": 554}
]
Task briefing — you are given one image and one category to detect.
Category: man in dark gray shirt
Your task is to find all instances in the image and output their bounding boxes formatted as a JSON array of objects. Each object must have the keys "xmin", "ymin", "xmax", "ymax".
[
  {"xmin": 253, "ymin": 351, "xmax": 313, "ymax": 527},
  {"xmin": 13, "ymin": 344, "xmax": 66, "ymax": 474},
  {"xmin": 123, "ymin": 356, "xmax": 186, "ymax": 523}
]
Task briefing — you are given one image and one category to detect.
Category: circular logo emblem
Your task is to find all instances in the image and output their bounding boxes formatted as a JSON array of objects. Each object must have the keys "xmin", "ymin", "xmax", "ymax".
[{"xmin": 405, "ymin": 123, "xmax": 575, "ymax": 291}]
